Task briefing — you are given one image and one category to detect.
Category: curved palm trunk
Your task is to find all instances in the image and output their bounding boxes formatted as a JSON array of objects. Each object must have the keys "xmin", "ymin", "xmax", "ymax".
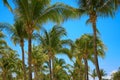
[
  {"xmin": 20, "ymin": 41, "xmax": 27, "ymax": 80},
  {"xmin": 92, "ymin": 22, "xmax": 102, "ymax": 80},
  {"xmin": 84, "ymin": 58, "xmax": 89, "ymax": 80},
  {"xmin": 28, "ymin": 35, "xmax": 32, "ymax": 80}
]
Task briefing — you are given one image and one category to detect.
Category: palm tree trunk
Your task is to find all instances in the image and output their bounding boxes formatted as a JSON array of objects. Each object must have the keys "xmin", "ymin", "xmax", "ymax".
[
  {"xmin": 28, "ymin": 35, "xmax": 32, "ymax": 80},
  {"xmin": 34, "ymin": 65, "xmax": 38, "ymax": 80},
  {"xmin": 92, "ymin": 22, "xmax": 102, "ymax": 80},
  {"xmin": 84, "ymin": 58, "xmax": 89, "ymax": 80},
  {"xmin": 49, "ymin": 59, "xmax": 53, "ymax": 80},
  {"xmin": 2, "ymin": 71, "xmax": 6, "ymax": 80},
  {"xmin": 21, "ymin": 41, "xmax": 27, "ymax": 80},
  {"xmin": 52, "ymin": 58, "xmax": 54, "ymax": 80},
  {"xmin": 48, "ymin": 51, "xmax": 54, "ymax": 80}
]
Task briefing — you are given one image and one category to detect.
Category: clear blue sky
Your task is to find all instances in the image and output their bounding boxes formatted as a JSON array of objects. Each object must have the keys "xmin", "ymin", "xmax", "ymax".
[{"xmin": 0, "ymin": 0, "xmax": 120, "ymax": 76}]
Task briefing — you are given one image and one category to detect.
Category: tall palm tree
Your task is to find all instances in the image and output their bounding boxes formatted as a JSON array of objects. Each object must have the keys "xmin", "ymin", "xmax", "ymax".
[
  {"xmin": 75, "ymin": 34, "xmax": 93, "ymax": 80},
  {"xmin": 74, "ymin": 34, "xmax": 106, "ymax": 80},
  {"xmin": 39, "ymin": 25, "xmax": 73, "ymax": 80},
  {"xmin": 8, "ymin": 19, "xmax": 27, "ymax": 80},
  {"xmin": 77, "ymin": 0, "xmax": 113, "ymax": 79},
  {"xmin": 14, "ymin": 0, "xmax": 78, "ymax": 79}
]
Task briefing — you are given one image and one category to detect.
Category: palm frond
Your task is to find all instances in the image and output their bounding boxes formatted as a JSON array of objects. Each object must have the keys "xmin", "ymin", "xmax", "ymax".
[
  {"xmin": 37, "ymin": 3, "xmax": 80, "ymax": 24},
  {"xmin": 3, "ymin": 0, "xmax": 12, "ymax": 11}
]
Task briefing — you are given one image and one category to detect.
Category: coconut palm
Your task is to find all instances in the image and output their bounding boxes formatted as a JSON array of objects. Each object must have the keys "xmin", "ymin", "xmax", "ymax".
[
  {"xmin": 0, "ymin": 49, "xmax": 19, "ymax": 80},
  {"xmin": 75, "ymin": 34, "xmax": 93, "ymax": 80},
  {"xmin": 91, "ymin": 69, "xmax": 97, "ymax": 80},
  {"xmin": 77, "ymin": 0, "xmax": 113, "ymax": 79},
  {"xmin": 74, "ymin": 34, "xmax": 106, "ymax": 80},
  {"xmin": 14, "ymin": 0, "xmax": 78, "ymax": 79},
  {"xmin": 44, "ymin": 57, "xmax": 70, "ymax": 80},
  {"xmin": 53, "ymin": 57, "xmax": 69, "ymax": 80},
  {"xmin": 100, "ymin": 69, "xmax": 107, "ymax": 78},
  {"xmin": 14, "ymin": 59, "xmax": 23, "ymax": 80},
  {"xmin": 32, "ymin": 45, "xmax": 48, "ymax": 80},
  {"xmin": 91, "ymin": 69, "xmax": 107, "ymax": 80},
  {"xmin": 67, "ymin": 60, "xmax": 86, "ymax": 80},
  {"xmin": 39, "ymin": 25, "xmax": 73, "ymax": 80},
  {"xmin": 8, "ymin": 19, "xmax": 27, "ymax": 80}
]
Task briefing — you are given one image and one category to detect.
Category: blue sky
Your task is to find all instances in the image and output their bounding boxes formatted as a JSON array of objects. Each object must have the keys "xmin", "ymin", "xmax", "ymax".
[{"xmin": 0, "ymin": 0, "xmax": 120, "ymax": 77}]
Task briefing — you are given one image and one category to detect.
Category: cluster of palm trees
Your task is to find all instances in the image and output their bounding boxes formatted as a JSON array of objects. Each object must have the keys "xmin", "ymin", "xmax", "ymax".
[{"xmin": 0, "ymin": 0, "xmax": 119, "ymax": 80}]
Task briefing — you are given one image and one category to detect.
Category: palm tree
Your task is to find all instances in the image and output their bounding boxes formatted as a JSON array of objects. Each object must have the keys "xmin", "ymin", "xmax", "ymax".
[
  {"xmin": 68, "ymin": 61, "xmax": 85, "ymax": 80},
  {"xmin": 75, "ymin": 34, "xmax": 93, "ymax": 80},
  {"xmin": 53, "ymin": 57, "xmax": 69, "ymax": 80},
  {"xmin": 77, "ymin": 0, "xmax": 113, "ymax": 79},
  {"xmin": 39, "ymin": 25, "xmax": 73, "ymax": 80},
  {"xmin": 14, "ymin": 59, "xmax": 23, "ymax": 80},
  {"xmin": 91, "ymin": 69, "xmax": 107, "ymax": 80},
  {"xmin": 14, "ymin": 0, "xmax": 78, "ymax": 79},
  {"xmin": 91, "ymin": 69, "xmax": 97, "ymax": 80},
  {"xmin": 74, "ymin": 34, "xmax": 106, "ymax": 80},
  {"xmin": 100, "ymin": 69, "xmax": 107, "ymax": 79},
  {"xmin": 8, "ymin": 19, "xmax": 27, "ymax": 80},
  {"xmin": 32, "ymin": 45, "xmax": 48, "ymax": 80},
  {"xmin": 0, "ymin": 49, "xmax": 19, "ymax": 80}
]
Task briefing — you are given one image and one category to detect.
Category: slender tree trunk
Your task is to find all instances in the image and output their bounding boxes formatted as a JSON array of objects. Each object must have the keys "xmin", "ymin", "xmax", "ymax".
[
  {"xmin": 92, "ymin": 22, "xmax": 102, "ymax": 80},
  {"xmin": 49, "ymin": 59, "xmax": 53, "ymax": 80},
  {"xmin": 84, "ymin": 58, "xmax": 89, "ymax": 80},
  {"xmin": 28, "ymin": 35, "xmax": 32, "ymax": 80},
  {"xmin": 21, "ymin": 41, "xmax": 27, "ymax": 80},
  {"xmin": 34, "ymin": 65, "xmax": 38, "ymax": 80},
  {"xmin": 52, "ymin": 58, "xmax": 54, "ymax": 80},
  {"xmin": 2, "ymin": 71, "xmax": 6, "ymax": 80},
  {"xmin": 48, "ymin": 51, "xmax": 54, "ymax": 80}
]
